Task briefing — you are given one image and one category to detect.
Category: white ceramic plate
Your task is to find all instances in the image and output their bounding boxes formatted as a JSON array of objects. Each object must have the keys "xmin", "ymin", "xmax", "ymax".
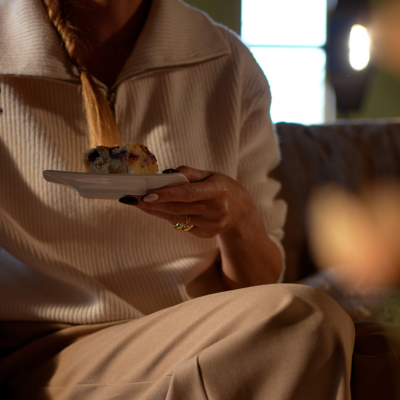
[{"xmin": 43, "ymin": 170, "xmax": 189, "ymax": 200}]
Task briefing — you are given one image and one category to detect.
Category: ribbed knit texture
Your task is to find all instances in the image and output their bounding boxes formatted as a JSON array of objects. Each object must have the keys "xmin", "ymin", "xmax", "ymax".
[{"xmin": 0, "ymin": 0, "xmax": 287, "ymax": 323}]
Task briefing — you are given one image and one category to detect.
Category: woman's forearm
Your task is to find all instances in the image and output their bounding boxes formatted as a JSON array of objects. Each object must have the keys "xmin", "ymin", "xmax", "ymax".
[{"xmin": 218, "ymin": 206, "xmax": 283, "ymax": 290}]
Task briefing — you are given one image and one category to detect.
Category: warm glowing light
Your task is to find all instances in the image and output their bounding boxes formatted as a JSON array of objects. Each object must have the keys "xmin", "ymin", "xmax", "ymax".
[{"xmin": 349, "ymin": 24, "xmax": 370, "ymax": 71}]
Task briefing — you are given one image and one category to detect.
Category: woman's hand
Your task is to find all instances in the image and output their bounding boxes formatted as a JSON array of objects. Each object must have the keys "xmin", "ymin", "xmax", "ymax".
[
  {"xmin": 119, "ymin": 165, "xmax": 283, "ymax": 289},
  {"xmin": 120, "ymin": 166, "xmax": 255, "ymax": 238}
]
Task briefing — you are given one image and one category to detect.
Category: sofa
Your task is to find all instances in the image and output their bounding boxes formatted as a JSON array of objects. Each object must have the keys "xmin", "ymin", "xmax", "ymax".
[{"xmin": 272, "ymin": 120, "xmax": 400, "ymax": 399}]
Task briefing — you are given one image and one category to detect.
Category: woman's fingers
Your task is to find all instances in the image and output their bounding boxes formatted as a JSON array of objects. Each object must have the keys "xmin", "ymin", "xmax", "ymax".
[
  {"xmin": 140, "ymin": 201, "xmax": 224, "ymax": 227},
  {"xmin": 119, "ymin": 165, "xmax": 252, "ymax": 238},
  {"xmin": 143, "ymin": 173, "xmax": 225, "ymax": 206},
  {"xmin": 140, "ymin": 208, "xmax": 194, "ymax": 226},
  {"xmin": 139, "ymin": 191, "xmax": 230, "ymax": 226},
  {"xmin": 119, "ymin": 166, "xmax": 214, "ymax": 206}
]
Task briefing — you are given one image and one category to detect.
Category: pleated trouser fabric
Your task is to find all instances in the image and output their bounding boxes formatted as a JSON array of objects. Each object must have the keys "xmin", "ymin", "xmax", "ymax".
[{"xmin": 0, "ymin": 284, "xmax": 355, "ymax": 400}]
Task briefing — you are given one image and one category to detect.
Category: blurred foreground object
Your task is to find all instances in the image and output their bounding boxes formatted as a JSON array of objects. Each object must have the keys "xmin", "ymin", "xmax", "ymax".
[
  {"xmin": 308, "ymin": 181, "xmax": 400, "ymax": 290},
  {"xmin": 370, "ymin": 0, "xmax": 400, "ymax": 79}
]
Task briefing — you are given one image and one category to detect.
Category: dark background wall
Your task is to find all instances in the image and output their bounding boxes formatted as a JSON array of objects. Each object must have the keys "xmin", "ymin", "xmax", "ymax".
[
  {"xmin": 184, "ymin": 0, "xmax": 241, "ymax": 34},
  {"xmin": 348, "ymin": 71, "xmax": 400, "ymax": 120},
  {"xmin": 184, "ymin": 0, "xmax": 400, "ymax": 121}
]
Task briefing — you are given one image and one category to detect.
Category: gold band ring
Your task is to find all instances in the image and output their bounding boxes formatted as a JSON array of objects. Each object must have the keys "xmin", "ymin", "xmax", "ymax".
[
  {"xmin": 183, "ymin": 215, "xmax": 194, "ymax": 231},
  {"xmin": 174, "ymin": 215, "xmax": 194, "ymax": 231}
]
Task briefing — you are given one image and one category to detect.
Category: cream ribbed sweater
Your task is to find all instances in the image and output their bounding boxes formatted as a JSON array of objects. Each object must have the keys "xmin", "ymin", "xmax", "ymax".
[{"xmin": 0, "ymin": 0, "xmax": 287, "ymax": 323}]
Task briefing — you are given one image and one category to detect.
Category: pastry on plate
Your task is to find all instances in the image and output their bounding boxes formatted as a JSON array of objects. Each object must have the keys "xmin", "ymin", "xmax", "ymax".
[{"xmin": 83, "ymin": 141, "xmax": 158, "ymax": 174}]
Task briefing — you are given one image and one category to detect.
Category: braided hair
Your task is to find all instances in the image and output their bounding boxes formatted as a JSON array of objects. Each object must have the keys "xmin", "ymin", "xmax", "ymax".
[{"xmin": 41, "ymin": 0, "xmax": 121, "ymax": 147}]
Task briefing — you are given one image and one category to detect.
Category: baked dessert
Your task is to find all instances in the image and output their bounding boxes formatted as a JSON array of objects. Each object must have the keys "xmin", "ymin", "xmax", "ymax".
[{"xmin": 82, "ymin": 141, "xmax": 159, "ymax": 174}]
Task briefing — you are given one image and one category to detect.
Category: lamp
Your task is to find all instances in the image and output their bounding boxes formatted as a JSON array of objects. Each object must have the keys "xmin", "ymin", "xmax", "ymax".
[{"xmin": 326, "ymin": 0, "xmax": 373, "ymax": 113}]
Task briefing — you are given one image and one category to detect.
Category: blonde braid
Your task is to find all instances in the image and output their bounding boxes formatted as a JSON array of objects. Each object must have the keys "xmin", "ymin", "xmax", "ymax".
[{"xmin": 42, "ymin": 0, "xmax": 121, "ymax": 147}]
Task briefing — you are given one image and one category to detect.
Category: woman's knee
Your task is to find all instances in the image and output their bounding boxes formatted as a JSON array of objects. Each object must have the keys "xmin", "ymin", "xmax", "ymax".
[{"xmin": 236, "ymin": 284, "xmax": 355, "ymax": 343}]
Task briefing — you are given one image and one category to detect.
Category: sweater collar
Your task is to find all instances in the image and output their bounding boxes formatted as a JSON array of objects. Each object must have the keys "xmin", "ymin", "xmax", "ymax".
[{"xmin": 0, "ymin": 0, "xmax": 230, "ymax": 84}]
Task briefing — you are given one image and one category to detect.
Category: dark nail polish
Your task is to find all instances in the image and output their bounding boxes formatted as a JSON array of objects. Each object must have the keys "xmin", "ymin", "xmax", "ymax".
[
  {"xmin": 119, "ymin": 197, "xmax": 138, "ymax": 205},
  {"xmin": 163, "ymin": 168, "xmax": 179, "ymax": 173}
]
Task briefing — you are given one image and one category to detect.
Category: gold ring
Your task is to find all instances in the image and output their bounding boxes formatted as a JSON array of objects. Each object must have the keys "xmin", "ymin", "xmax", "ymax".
[
  {"xmin": 184, "ymin": 215, "xmax": 194, "ymax": 231},
  {"xmin": 175, "ymin": 215, "xmax": 194, "ymax": 231}
]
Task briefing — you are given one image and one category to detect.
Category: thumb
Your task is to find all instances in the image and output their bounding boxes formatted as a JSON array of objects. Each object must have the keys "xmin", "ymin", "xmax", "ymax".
[{"xmin": 174, "ymin": 165, "xmax": 213, "ymax": 183}]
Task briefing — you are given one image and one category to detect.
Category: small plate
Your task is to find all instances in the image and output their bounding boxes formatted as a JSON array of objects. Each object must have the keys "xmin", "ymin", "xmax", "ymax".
[{"xmin": 43, "ymin": 170, "xmax": 189, "ymax": 199}]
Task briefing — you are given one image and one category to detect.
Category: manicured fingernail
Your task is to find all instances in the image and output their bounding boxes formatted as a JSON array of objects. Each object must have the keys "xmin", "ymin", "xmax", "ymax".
[
  {"xmin": 141, "ymin": 194, "xmax": 159, "ymax": 202},
  {"xmin": 119, "ymin": 197, "xmax": 138, "ymax": 205},
  {"xmin": 163, "ymin": 168, "xmax": 179, "ymax": 173}
]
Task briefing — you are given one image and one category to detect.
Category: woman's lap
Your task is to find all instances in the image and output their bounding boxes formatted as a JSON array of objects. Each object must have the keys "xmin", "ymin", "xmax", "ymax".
[{"xmin": 0, "ymin": 284, "xmax": 355, "ymax": 400}]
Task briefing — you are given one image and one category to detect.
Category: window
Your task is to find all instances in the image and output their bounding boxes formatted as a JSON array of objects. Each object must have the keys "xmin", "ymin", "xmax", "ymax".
[{"xmin": 241, "ymin": 0, "xmax": 334, "ymax": 124}]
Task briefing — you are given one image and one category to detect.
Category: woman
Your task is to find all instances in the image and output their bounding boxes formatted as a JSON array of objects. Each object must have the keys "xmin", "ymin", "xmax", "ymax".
[{"xmin": 0, "ymin": 0, "xmax": 355, "ymax": 399}]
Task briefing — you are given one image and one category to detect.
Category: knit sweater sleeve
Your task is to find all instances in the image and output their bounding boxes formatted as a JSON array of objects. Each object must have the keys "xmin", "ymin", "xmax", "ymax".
[{"xmin": 236, "ymin": 43, "xmax": 287, "ymax": 282}]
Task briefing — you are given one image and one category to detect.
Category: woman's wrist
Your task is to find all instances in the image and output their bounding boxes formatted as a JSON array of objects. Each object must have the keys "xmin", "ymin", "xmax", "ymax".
[
  {"xmin": 218, "ymin": 205, "xmax": 283, "ymax": 289},
  {"xmin": 219, "ymin": 198, "xmax": 262, "ymax": 242}
]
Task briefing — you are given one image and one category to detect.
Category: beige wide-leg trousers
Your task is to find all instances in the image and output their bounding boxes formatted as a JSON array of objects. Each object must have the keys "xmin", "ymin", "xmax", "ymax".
[{"xmin": 0, "ymin": 284, "xmax": 355, "ymax": 400}]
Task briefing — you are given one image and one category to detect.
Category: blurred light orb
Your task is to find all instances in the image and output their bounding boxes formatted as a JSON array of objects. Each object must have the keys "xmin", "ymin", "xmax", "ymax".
[
  {"xmin": 349, "ymin": 24, "xmax": 370, "ymax": 71},
  {"xmin": 308, "ymin": 182, "xmax": 400, "ymax": 290}
]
